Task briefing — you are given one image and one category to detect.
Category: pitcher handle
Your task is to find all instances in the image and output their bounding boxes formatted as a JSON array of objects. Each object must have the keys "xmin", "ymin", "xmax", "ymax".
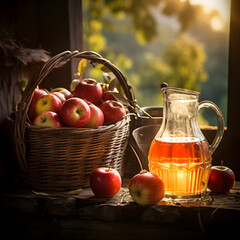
[{"xmin": 198, "ymin": 101, "xmax": 225, "ymax": 154}]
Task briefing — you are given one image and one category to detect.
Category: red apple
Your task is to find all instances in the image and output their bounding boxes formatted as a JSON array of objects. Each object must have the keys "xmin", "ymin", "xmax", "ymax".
[
  {"xmin": 52, "ymin": 92, "xmax": 66, "ymax": 103},
  {"xmin": 35, "ymin": 93, "xmax": 62, "ymax": 115},
  {"xmin": 208, "ymin": 164, "xmax": 235, "ymax": 193},
  {"xmin": 33, "ymin": 111, "xmax": 63, "ymax": 127},
  {"xmin": 28, "ymin": 88, "xmax": 48, "ymax": 121},
  {"xmin": 84, "ymin": 101, "xmax": 104, "ymax": 128},
  {"xmin": 128, "ymin": 170, "xmax": 165, "ymax": 206},
  {"xmin": 99, "ymin": 100, "xmax": 126, "ymax": 125},
  {"xmin": 51, "ymin": 87, "xmax": 72, "ymax": 99},
  {"xmin": 90, "ymin": 167, "xmax": 122, "ymax": 198},
  {"xmin": 60, "ymin": 90, "xmax": 72, "ymax": 99},
  {"xmin": 59, "ymin": 97, "xmax": 91, "ymax": 127},
  {"xmin": 73, "ymin": 78, "xmax": 102, "ymax": 105},
  {"xmin": 102, "ymin": 91, "xmax": 116, "ymax": 101}
]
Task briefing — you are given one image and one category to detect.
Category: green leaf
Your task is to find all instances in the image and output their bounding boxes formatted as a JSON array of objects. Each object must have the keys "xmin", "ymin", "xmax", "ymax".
[
  {"xmin": 68, "ymin": 189, "xmax": 82, "ymax": 195},
  {"xmin": 116, "ymin": 84, "xmax": 124, "ymax": 94},
  {"xmin": 19, "ymin": 77, "xmax": 28, "ymax": 92},
  {"xmin": 78, "ymin": 59, "xmax": 87, "ymax": 78},
  {"xmin": 107, "ymin": 92, "xmax": 131, "ymax": 107},
  {"xmin": 70, "ymin": 79, "xmax": 81, "ymax": 92},
  {"xmin": 109, "ymin": 78, "xmax": 119, "ymax": 90},
  {"xmin": 100, "ymin": 65, "xmax": 111, "ymax": 73},
  {"xmin": 90, "ymin": 61, "xmax": 115, "ymax": 84},
  {"xmin": 91, "ymin": 62, "xmax": 111, "ymax": 73},
  {"xmin": 102, "ymin": 72, "xmax": 111, "ymax": 83},
  {"xmin": 108, "ymin": 78, "xmax": 124, "ymax": 94}
]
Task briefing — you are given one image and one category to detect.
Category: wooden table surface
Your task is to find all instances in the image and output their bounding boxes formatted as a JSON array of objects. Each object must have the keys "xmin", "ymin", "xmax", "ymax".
[{"xmin": 0, "ymin": 181, "xmax": 240, "ymax": 239}]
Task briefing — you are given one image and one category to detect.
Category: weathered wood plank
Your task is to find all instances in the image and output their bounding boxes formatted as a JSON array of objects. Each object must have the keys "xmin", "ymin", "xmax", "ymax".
[
  {"xmin": 0, "ymin": 182, "xmax": 240, "ymax": 239},
  {"xmin": 1, "ymin": 182, "xmax": 239, "ymax": 224}
]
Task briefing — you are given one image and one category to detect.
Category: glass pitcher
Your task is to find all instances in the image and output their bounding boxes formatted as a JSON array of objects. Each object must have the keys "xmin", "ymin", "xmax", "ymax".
[{"xmin": 148, "ymin": 87, "xmax": 224, "ymax": 202}]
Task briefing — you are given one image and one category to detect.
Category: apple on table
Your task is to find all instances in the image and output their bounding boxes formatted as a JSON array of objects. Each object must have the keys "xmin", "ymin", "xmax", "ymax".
[
  {"xmin": 208, "ymin": 161, "xmax": 235, "ymax": 193},
  {"xmin": 90, "ymin": 167, "xmax": 122, "ymax": 198},
  {"xmin": 128, "ymin": 170, "xmax": 165, "ymax": 206}
]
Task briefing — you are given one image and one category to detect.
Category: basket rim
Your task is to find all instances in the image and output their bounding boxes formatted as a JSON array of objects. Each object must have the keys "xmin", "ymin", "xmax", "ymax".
[{"xmin": 25, "ymin": 114, "xmax": 131, "ymax": 133}]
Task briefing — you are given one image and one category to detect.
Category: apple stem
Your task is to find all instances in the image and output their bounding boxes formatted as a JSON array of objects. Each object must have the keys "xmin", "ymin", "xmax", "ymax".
[
  {"xmin": 106, "ymin": 166, "xmax": 111, "ymax": 172},
  {"xmin": 220, "ymin": 160, "xmax": 224, "ymax": 169},
  {"xmin": 140, "ymin": 169, "xmax": 148, "ymax": 174}
]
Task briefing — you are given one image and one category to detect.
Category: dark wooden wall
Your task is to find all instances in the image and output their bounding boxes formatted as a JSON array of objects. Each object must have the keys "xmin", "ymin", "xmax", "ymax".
[
  {"xmin": 0, "ymin": 0, "xmax": 83, "ymax": 179},
  {"xmin": 0, "ymin": 0, "xmax": 83, "ymax": 89}
]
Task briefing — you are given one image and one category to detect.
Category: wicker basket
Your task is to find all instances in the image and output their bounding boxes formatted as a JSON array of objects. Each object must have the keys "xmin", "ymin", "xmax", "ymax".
[{"xmin": 13, "ymin": 50, "xmax": 136, "ymax": 192}]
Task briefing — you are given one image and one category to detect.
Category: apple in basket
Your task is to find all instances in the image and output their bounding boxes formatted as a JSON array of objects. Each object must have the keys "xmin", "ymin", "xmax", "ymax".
[
  {"xmin": 99, "ymin": 100, "xmax": 126, "ymax": 125},
  {"xmin": 35, "ymin": 93, "xmax": 62, "ymax": 116},
  {"xmin": 59, "ymin": 97, "xmax": 91, "ymax": 127},
  {"xmin": 102, "ymin": 91, "xmax": 116, "ymax": 101},
  {"xmin": 50, "ymin": 87, "xmax": 72, "ymax": 99},
  {"xmin": 33, "ymin": 111, "xmax": 63, "ymax": 127},
  {"xmin": 28, "ymin": 88, "xmax": 48, "ymax": 121},
  {"xmin": 51, "ymin": 92, "xmax": 66, "ymax": 103},
  {"xmin": 84, "ymin": 100, "xmax": 104, "ymax": 128},
  {"xmin": 90, "ymin": 167, "xmax": 122, "ymax": 198},
  {"xmin": 73, "ymin": 78, "xmax": 103, "ymax": 105},
  {"xmin": 128, "ymin": 170, "xmax": 165, "ymax": 206}
]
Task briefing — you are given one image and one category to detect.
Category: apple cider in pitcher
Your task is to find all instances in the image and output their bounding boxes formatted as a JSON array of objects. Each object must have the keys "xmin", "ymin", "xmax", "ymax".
[
  {"xmin": 148, "ymin": 137, "xmax": 211, "ymax": 198},
  {"xmin": 148, "ymin": 86, "xmax": 224, "ymax": 202}
]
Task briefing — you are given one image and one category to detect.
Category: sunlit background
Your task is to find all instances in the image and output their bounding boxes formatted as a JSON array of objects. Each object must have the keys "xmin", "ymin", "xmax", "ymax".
[
  {"xmin": 82, "ymin": 0, "xmax": 231, "ymax": 126},
  {"xmin": 189, "ymin": 0, "xmax": 230, "ymax": 30}
]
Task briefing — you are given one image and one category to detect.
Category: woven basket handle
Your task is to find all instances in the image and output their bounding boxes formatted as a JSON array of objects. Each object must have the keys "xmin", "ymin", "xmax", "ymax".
[{"xmin": 14, "ymin": 50, "xmax": 137, "ymax": 172}]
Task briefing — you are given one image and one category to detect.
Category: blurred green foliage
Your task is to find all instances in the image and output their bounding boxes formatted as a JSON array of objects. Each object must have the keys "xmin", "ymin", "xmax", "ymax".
[{"xmin": 82, "ymin": 0, "xmax": 229, "ymax": 126}]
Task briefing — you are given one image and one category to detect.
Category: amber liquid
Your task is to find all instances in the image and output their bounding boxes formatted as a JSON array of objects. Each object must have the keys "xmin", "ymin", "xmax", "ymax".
[{"xmin": 148, "ymin": 137, "xmax": 211, "ymax": 199}]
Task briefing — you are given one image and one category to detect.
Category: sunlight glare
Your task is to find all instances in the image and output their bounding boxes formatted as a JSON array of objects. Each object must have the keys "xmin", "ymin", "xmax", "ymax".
[
  {"xmin": 189, "ymin": 0, "xmax": 230, "ymax": 19},
  {"xmin": 186, "ymin": 0, "xmax": 230, "ymax": 31},
  {"xmin": 211, "ymin": 16, "xmax": 225, "ymax": 31}
]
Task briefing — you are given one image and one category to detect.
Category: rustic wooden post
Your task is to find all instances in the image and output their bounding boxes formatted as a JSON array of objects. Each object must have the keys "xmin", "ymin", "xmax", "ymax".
[
  {"xmin": 0, "ymin": 38, "xmax": 49, "ymax": 181},
  {"xmin": 0, "ymin": 0, "xmax": 84, "ymax": 183}
]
